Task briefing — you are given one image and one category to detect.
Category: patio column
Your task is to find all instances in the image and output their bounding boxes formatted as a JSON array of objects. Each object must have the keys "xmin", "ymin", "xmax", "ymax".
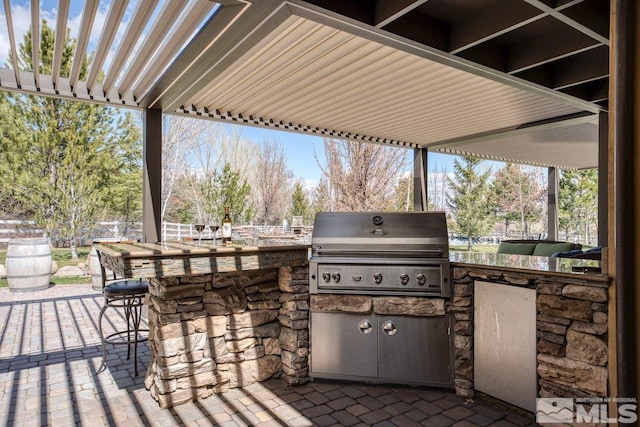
[
  {"xmin": 610, "ymin": 0, "xmax": 638, "ymax": 402},
  {"xmin": 546, "ymin": 167, "xmax": 558, "ymax": 240},
  {"xmin": 413, "ymin": 147, "xmax": 428, "ymax": 212},
  {"xmin": 598, "ymin": 111, "xmax": 608, "ymax": 247},
  {"xmin": 142, "ymin": 108, "xmax": 162, "ymax": 243}
]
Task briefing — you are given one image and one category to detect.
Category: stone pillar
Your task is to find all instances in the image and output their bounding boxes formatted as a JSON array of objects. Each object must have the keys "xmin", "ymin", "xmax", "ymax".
[
  {"xmin": 537, "ymin": 283, "xmax": 609, "ymax": 398},
  {"xmin": 277, "ymin": 265, "xmax": 310, "ymax": 385},
  {"xmin": 449, "ymin": 268, "xmax": 474, "ymax": 399}
]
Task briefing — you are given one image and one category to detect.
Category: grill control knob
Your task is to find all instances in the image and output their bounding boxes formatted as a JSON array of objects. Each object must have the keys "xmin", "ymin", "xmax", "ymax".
[
  {"xmin": 331, "ymin": 273, "xmax": 341, "ymax": 283},
  {"xmin": 373, "ymin": 273, "xmax": 383, "ymax": 284},
  {"xmin": 416, "ymin": 274, "xmax": 426, "ymax": 286},
  {"xmin": 321, "ymin": 272, "xmax": 331, "ymax": 282},
  {"xmin": 399, "ymin": 273, "xmax": 409, "ymax": 285}
]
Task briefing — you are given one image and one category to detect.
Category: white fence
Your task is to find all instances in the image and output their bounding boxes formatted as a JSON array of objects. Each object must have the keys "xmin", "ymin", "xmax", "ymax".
[
  {"xmin": 0, "ymin": 220, "xmax": 313, "ymax": 247},
  {"xmin": 0, "ymin": 220, "xmax": 44, "ymax": 246}
]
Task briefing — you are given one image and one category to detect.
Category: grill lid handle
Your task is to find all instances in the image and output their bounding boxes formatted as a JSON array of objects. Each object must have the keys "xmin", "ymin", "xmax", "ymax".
[{"xmin": 314, "ymin": 248, "xmax": 445, "ymax": 257}]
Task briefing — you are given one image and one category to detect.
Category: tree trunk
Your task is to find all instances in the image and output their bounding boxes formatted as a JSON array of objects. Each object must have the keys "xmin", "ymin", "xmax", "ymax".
[{"xmin": 70, "ymin": 237, "xmax": 78, "ymax": 260}]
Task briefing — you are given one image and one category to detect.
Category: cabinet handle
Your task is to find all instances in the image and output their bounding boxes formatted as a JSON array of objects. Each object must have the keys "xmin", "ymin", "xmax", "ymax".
[
  {"xmin": 358, "ymin": 319, "xmax": 373, "ymax": 334},
  {"xmin": 382, "ymin": 321, "xmax": 398, "ymax": 336}
]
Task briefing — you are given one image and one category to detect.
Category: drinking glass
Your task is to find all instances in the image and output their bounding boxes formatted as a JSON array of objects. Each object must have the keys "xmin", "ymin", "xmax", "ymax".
[
  {"xmin": 209, "ymin": 224, "xmax": 220, "ymax": 246},
  {"xmin": 194, "ymin": 224, "xmax": 205, "ymax": 246}
]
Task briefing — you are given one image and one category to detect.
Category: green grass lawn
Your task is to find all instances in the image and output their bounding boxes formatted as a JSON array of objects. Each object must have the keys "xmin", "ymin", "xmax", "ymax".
[
  {"xmin": 450, "ymin": 244, "xmax": 499, "ymax": 253},
  {"xmin": 0, "ymin": 246, "xmax": 93, "ymax": 287}
]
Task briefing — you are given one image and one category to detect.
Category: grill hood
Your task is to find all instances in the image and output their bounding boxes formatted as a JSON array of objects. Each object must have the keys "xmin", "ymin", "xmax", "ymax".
[{"xmin": 311, "ymin": 212, "xmax": 449, "ymax": 259}]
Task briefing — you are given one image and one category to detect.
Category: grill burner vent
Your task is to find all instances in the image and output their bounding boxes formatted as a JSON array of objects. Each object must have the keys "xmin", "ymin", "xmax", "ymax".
[{"xmin": 310, "ymin": 212, "xmax": 451, "ymax": 297}]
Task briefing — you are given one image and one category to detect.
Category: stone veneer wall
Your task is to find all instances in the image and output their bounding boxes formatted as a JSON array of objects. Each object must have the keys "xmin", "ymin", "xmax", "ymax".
[
  {"xmin": 451, "ymin": 265, "xmax": 609, "ymax": 402},
  {"xmin": 144, "ymin": 265, "xmax": 309, "ymax": 408}
]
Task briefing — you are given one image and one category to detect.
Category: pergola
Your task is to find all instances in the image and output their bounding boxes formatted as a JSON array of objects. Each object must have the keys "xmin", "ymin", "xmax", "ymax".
[{"xmin": 1, "ymin": 0, "xmax": 637, "ymax": 404}]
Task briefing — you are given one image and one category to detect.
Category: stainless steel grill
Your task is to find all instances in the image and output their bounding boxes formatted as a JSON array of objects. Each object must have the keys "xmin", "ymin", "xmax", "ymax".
[{"xmin": 309, "ymin": 212, "xmax": 451, "ymax": 297}]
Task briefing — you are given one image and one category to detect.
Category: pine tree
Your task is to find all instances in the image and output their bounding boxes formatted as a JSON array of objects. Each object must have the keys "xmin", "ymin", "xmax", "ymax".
[
  {"xmin": 492, "ymin": 163, "xmax": 545, "ymax": 238},
  {"xmin": 0, "ymin": 21, "xmax": 141, "ymax": 257},
  {"xmin": 447, "ymin": 156, "xmax": 495, "ymax": 250},
  {"xmin": 311, "ymin": 178, "xmax": 332, "ymax": 215},
  {"xmin": 289, "ymin": 181, "xmax": 312, "ymax": 224},
  {"xmin": 391, "ymin": 174, "xmax": 414, "ymax": 212},
  {"xmin": 103, "ymin": 111, "xmax": 143, "ymax": 231},
  {"xmin": 559, "ymin": 169, "xmax": 598, "ymax": 243},
  {"xmin": 209, "ymin": 162, "xmax": 254, "ymax": 225}
]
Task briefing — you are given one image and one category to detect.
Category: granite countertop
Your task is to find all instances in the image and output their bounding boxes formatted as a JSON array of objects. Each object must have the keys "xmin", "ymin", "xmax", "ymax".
[
  {"xmin": 94, "ymin": 240, "xmax": 311, "ymax": 258},
  {"xmin": 450, "ymin": 251, "xmax": 605, "ymax": 278}
]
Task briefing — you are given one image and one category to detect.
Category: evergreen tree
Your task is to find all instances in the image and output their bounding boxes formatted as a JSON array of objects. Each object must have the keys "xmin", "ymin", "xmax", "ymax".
[
  {"xmin": 492, "ymin": 163, "xmax": 545, "ymax": 238},
  {"xmin": 0, "ymin": 21, "xmax": 141, "ymax": 257},
  {"xmin": 289, "ymin": 181, "xmax": 312, "ymax": 224},
  {"xmin": 311, "ymin": 178, "xmax": 332, "ymax": 215},
  {"xmin": 559, "ymin": 169, "xmax": 598, "ymax": 243},
  {"xmin": 205, "ymin": 162, "xmax": 254, "ymax": 225},
  {"xmin": 391, "ymin": 174, "xmax": 414, "ymax": 212},
  {"xmin": 103, "ymin": 112, "xmax": 143, "ymax": 230},
  {"xmin": 447, "ymin": 156, "xmax": 495, "ymax": 250}
]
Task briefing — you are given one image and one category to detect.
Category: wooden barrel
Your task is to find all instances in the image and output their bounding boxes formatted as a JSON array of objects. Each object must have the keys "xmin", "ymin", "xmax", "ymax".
[{"xmin": 6, "ymin": 238, "xmax": 52, "ymax": 292}]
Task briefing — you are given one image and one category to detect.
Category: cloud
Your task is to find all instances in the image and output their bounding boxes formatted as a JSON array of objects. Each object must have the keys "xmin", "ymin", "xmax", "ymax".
[
  {"xmin": 0, "ymin": 3, "xmax": 31, "ymax": 65},
  {"xmin": 302, "ymin": 178, "xmax": 319, "ymax": 194}
]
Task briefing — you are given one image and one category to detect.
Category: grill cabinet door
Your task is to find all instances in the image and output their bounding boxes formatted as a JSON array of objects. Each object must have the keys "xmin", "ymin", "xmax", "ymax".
[
  {"xmin": 378, "ymin": 315, "xmax": 452, "ymax": 385},
  {"xmin": 310, "ymin": 312, "xmax": 378, "ymax": 378}
]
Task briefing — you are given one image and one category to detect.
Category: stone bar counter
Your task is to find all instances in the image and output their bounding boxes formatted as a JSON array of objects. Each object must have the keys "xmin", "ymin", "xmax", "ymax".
[
  {"xmin": 449, "ymin": 252, "xmax": 610, "ymax": 408},
  {"xmin": 94, "ymin": 241, "xmax": 310, "ymax": 408},
  {"xmin": 96, "ymin": 240, "xmax": 611, "ymax": 411}
]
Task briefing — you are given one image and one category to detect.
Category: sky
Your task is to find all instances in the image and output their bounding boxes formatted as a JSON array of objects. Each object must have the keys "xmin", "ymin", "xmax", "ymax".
[
  {"xmin": 220, "ymin": 121, "xmax": 465, "ymax": 189},
  {"xmin": 0, "ymin": 0, "xmax": 107, "ymax": 64}
]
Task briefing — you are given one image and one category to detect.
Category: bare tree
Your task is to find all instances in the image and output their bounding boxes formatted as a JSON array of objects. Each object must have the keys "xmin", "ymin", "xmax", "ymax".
[
  {"xmin": 252, "ymin": 138, "xmax": 293, "ymax": 225},
  {"xmin": 318, "ymin": 139, "xmax": 410, "ymax": 211},
  {"xmin": 163, "ymin": 118, "xmax": 258, "ymax": 224},
  {"xmin": 161, "ymin": 115, "xmax": 216, "ymax": 222},
  {"xmin": 428, "ymin": 162, "xmax": 450, "ymax": 211}
]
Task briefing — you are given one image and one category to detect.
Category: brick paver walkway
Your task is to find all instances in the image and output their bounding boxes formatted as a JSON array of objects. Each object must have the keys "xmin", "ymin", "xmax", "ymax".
[{"xmin": 0, "ymin": 284, "xmax": 535, "ymax": 426}]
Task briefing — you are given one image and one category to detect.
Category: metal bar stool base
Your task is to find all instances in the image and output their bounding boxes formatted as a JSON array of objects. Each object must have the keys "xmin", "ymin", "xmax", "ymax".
[{"xmin": 98, "ymin": 288, "xmax": 148, "ymax": 377}]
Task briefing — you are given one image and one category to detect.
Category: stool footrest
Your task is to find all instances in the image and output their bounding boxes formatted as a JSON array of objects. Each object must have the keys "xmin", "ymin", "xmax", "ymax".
[{"xmin": 104, "ymin": 329, "xmax": 149, "ymax": 345}]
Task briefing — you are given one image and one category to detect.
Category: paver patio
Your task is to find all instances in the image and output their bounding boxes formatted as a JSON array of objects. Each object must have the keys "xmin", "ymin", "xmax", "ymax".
[{"xmin": 0, "ymin": 284, "xmax": 535, "ymax": 426}]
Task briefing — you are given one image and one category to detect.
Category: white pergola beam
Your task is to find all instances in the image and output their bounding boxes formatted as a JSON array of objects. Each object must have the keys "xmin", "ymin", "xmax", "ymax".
[
  {"xmin": 102, "ymin": 0, "xmax": 159, "ymax": 96},
  {"xmin": 52, "ymin": 0, "xmax": 69, "ymax": 87},
  {"xmin": 3, "ymin": 0, "xmax": 21, "ymax": 86},
  {"xmin": 31, "ymin": 0, "xmax": 39, "ymax": 86},
  {"xmin": 86, "ymin": 0, "xmax": 129, "ymax": 94},
  {"xmin": 132, "ymin": 0, "xmax": 218, "ymax": 100},
  {"xmin": 117, "ymin": 0, "xmax": 184, "ymax": 96},
  {"xmin": 69, "ymin": 0, "xmax": 99, "ymax": 89}
]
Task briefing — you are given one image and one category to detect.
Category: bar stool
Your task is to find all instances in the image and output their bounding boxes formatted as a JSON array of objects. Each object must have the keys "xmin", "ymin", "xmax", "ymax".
[{"xmin": 96, "ymin": 250, "xmax": 149, "ymax": 376}]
